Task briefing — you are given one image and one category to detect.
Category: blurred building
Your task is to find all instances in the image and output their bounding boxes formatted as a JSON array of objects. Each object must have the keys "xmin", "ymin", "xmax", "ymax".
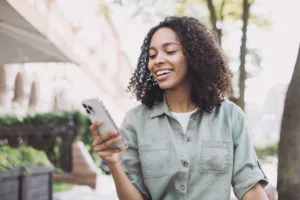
[
  {"xmin": 248, "ymin": 83, "xmax": 288, "ymax": 145},
  {"xmin": 0, "ymin": 0, "xmax": 136, "ymax": 125}
]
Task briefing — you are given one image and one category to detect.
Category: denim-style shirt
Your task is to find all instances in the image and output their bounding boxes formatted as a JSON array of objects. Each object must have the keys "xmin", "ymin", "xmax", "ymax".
[{"xmin": 120, "ymin": 99, "xmax": 268, "ymax": 200}]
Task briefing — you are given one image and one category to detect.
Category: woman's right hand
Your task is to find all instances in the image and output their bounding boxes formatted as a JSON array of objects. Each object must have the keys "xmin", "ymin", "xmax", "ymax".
[{"xmin": 90, "ymin": 121, "xmax": 128, "ymax": 166}]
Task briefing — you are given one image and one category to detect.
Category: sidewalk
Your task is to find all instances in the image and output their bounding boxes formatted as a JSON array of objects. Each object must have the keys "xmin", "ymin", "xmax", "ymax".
[
  {"xmin": 54, "ymin": 163, "xmax": 277, "ymax": 200},
  {"xmin": 53, "ymin": 175, "xmax": 118, "ymax": 200}
]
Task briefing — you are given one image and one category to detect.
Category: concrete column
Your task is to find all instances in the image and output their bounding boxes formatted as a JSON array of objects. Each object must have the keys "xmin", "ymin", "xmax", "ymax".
[{"xmin": 0, "ymin": 65, "xmax": 7, "ymax": 107}]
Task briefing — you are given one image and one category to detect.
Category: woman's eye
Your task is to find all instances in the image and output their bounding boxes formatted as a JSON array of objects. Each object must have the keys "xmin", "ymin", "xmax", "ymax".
[
  {"xmin": 166, "ymin": 50, "xmax": 177, "ymax": 55},
  {"xmin": 149, "ymin": 55, "xmax": 157, "ymax": 59}
]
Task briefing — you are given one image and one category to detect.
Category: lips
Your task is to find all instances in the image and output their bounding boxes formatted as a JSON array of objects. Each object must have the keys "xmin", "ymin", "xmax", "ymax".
[
  {"xmin": 155, "ymin": 69, "xmax": 173, "ymax": 81},
  {"xmin": 156, "ymin": 69, "xmax": 172, "ymax": 76}
]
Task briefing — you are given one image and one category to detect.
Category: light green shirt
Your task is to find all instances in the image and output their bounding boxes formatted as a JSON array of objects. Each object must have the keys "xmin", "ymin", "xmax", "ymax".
[{"xmin": 120, "ymin": 98, "xmax": 268, "ymax": 200}]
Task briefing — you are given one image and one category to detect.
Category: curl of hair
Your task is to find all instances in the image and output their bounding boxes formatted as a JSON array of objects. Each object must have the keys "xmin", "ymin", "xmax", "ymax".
[{"xmin": 127, "ymin": 16, "xmax": 233, "ymax": 112}]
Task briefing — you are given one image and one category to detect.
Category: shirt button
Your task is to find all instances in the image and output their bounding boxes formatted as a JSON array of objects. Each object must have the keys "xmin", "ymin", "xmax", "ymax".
[
  {"xmin": 180, "ymin": 184, "xmax": 185, "ymax": 190},
  {"xmin": 182, "ymin": 161, "xmax": 188, "ymax": 167}
]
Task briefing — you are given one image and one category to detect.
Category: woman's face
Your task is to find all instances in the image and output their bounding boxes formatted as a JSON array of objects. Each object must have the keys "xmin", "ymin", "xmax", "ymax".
[{"xmin": 148, "ymin": 27, "xmax": 189, "ymax": 90}]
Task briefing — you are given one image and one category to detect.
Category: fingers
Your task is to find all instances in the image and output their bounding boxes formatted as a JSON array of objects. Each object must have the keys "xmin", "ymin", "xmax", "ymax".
[
  {"xmin": 118, "ymin": 146, "xmax": 128, "ymax": 152},
  {"xmin": 99, "ymin": 130, "xmax": 118, "ymax": 144},
  {"xmin": 90, "ymin": 121, "xmax": 127, "ymax": 161},
  {"xmin": 94, "ymin": 135, "xmax": 122, "ymax": 151},
  {"xmin": 92, "ymin": 130, "xmax": 117, "ymax": 147},
  {"xmin": 90, "ymin": 121, "xmax": 118, "ymax": 142},
  {"xmin": 97, "ymin": 146, "xmax": 128, "ymax": 159},
  {"xmin": 90, "ymin": 121, "xmax": 102, "ymax": 139}
]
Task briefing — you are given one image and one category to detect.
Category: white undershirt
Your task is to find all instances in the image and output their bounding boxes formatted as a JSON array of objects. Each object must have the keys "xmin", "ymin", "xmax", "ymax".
[{"xmin": 171, "ymin": 108, "xmax": 198, "ymax": 134}]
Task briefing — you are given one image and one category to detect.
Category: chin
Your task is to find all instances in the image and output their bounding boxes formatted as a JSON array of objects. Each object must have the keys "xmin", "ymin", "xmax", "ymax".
[{"xmin": 157, "ymin": 81, "xmax": 175, "ymax": 90}]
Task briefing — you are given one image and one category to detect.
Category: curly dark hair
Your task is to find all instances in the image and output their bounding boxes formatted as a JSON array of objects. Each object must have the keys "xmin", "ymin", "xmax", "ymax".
[{"xmin": 127, "ymin": 16, "xmax": 233, "ymax": 112}]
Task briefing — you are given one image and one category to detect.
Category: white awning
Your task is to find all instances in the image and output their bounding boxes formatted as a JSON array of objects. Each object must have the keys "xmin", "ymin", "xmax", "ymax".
[{"xmin": 0, "ymin": 0, "xmax": 73, "ymax": 63}]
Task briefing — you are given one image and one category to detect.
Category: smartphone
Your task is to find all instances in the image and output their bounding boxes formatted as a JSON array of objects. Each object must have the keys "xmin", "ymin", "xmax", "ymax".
[{"xmin": 81, "ymin": 98, "xmax": 126, "ymax": 149}]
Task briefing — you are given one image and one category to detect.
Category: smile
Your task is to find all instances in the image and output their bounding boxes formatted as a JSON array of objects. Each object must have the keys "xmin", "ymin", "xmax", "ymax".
[
  {"xmin": 156, "ymin": 69, "xmax": 173, "ymax": 76},
  {"xmin": 155, "ymin": 69, "xmax": 173, "ymax": 81}
]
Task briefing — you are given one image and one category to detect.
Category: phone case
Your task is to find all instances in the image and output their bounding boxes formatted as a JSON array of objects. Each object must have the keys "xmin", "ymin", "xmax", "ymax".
[{"xmin": 81, "ymin": 98, "xmax": 126, "ymax": 149}]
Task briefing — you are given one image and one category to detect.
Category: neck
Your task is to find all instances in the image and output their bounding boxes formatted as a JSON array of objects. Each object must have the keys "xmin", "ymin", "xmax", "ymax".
[{"xmin": 165, "ymin": 84, "xmax": 197, "ymax": 113}]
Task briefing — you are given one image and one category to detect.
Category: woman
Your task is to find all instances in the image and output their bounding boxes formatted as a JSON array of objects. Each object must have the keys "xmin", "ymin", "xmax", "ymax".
[{"xmin": 90, "ymin": 16, "xmax": 269, "ymax": 200}]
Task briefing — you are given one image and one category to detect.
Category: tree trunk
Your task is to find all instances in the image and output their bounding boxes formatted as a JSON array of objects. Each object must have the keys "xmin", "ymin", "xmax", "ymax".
[
  {"xmin": 236, "ymin": 0, "xmax": 250, "ymax": 111},
  {"xmin": 277, "ymin": 44, "xmax": 300, "ymax": 200},
  {"xmin": 206, "ymin": 0, "xmax": 222, "ymax": 44}
]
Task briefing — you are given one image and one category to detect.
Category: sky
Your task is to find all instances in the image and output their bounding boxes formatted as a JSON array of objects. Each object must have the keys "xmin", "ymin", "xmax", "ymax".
[
  {"xmin": 245, "ymin": 0, "xmax": 300, "ymax": 104},
  {"xmin": 109, "ymin": 0, "xmax": 300, "ymax": 105}
]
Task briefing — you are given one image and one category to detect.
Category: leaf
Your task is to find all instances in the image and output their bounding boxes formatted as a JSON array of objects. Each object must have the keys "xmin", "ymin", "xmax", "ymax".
[
  {"xmin": 249, "ymin": 13, "xmax": 271, "ymax": 27},
  {"xmin": 246, "ymin": 48, "xmax": 260, "ymax": 64},
  {"xmin": 132, "ymin": 6, "xmax": 143, "ymax": 17}
]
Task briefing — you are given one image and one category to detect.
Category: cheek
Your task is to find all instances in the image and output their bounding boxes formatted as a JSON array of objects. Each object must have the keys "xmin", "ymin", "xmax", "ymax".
[
  {"xmin": 181, "ymin": 57, "xmax": 189, "ymax": 74},
  {"xmin": 148, "ymin": 61, "xmax": 154, "ymax": 73},
  {"xmin": 173, "ymin": 57, "xmax": 188, "ymax": 73},
  {"xmin": 182, "ymin": 62, "xmax": 189, "ymax": 74}
]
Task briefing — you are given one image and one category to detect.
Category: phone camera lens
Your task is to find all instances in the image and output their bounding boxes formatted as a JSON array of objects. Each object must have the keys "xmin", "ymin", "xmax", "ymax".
[
  {"xmin": 86, "ymin": 109, "xmax": 90, "ymax": 114},
  {"xmin": 88, "ymin": 106, "xmax": 93, "ymax": 110},
  {"xmin": 82, "ymin": 104, "xmax": 87, "ymax": 108}
]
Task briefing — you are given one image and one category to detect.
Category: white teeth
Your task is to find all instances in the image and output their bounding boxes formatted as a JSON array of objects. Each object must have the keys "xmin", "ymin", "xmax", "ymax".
[{"xmin": 156, "ymin": 69, "xmax": 172, "ymax": 76}]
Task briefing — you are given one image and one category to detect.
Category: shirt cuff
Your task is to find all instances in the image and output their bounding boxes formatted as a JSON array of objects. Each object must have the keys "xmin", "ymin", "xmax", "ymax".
[{"xmin": 233, "ymin": 166, "xmax": 269, "ymax": 200}]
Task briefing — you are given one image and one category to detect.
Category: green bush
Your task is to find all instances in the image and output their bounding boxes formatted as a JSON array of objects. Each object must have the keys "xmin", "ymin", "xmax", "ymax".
[
  {"xmin": 53, "ymin": 182, "xmax": 75, "ymax": 193},
  {"xmin": 0, "ymin": 111, "xmax": 70, "ymax": 126},
  {"xmin": 0, "ymin": 145, "xmax": 52, "ymax": 171},
  {"xmin": 0, "ymin": 111, "xmax": 98, "ymax": 166},
  {"xmin": 255, "ymin": 142, "xmax": 278, "ymax": 160}
]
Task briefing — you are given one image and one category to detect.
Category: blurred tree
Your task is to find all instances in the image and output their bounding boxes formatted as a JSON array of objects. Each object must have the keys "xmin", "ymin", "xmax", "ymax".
[
  {"xmin": 108, "ymin": 0, "xmax": 270, "ymax": 110},
  {"xmin": 236, "ymin": 0, "xmax": 250, "ymax": 110},
  {"xmin": 277, "ymin": 44, "xmax": 300, "ymax": 199}
]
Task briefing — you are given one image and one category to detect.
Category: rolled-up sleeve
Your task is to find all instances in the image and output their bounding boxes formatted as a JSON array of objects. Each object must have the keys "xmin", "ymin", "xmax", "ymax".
[
  {"xmin": 119, "ymin": 112, "xmax": 151, "ymax": 199},
  {"xmin": 231, "ymin": 105, "xmax": 269, "ymax": 200}
]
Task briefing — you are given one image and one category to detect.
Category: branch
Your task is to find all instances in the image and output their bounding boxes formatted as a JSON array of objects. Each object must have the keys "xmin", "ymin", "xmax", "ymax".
[
  {"xmin": 206, "ymin": 0, "xmax": 218, "ymax": 33},
  {"xmin": 219, "ymin": 0, "xmax": 226, "ymax": 22},
  {"xmin": 218, "ymin": 0, "xmax": 226, "ymax": 44}
]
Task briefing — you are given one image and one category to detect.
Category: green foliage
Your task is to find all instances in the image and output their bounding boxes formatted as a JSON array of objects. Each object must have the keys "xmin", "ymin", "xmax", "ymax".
[
  {"xmin": 0, "ymin": 145, "xmax": 52, "ymax": 171},
  {"xmin": 0, "ymin": 146, "xmax": 19, "ymax": 170},
  {"xmin": 73, "ymin": 111, "xmax": 99, "ymax": 161},
  {"xmin": 0, "ymin": 110, "xmax": 98, "ymax": 167},
  {"xmin": 19, "ymin": 146, "xmax": 52, "ymax": 167},
  {"xmin": 255, "ymin": 142, "xmax": 278, "ymax": 160},
  {"xmin": 0, "ymin": 110, "xmax": 76, "ymax": 126},
  {"xmin": 53, "ymin": 182, "xmax": 75, "ymax": 193}
]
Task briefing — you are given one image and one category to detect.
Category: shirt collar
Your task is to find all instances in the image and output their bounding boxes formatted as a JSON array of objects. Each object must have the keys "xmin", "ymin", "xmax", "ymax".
[
  {"xmin": 150, "ymin": 95, "xmax": 171, "ymax": 118},
  {"xmin": 150, "ymin": 95, "xmax": 202, "ymax": 118}
]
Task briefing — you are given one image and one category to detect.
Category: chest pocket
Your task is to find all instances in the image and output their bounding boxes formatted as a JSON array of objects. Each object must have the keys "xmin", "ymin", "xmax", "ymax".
[
  {"xmin": 199, "ymin": 140, "xmax": 229, "ymax": 173},
  {"xmin": 139, "ymin": 143, "xmax": 170, "ymax": 178}
]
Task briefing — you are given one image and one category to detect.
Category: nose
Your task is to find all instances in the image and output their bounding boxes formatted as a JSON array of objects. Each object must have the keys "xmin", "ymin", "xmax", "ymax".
[{"xmin": 155, "ymin": 53, "xmax": 166, "ymax": 65}]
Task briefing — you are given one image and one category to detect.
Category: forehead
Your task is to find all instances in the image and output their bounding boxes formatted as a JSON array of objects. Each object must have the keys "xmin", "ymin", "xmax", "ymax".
[{"xmin": 150, "ymin": 27, "xmax": 180, "ymax": 47}]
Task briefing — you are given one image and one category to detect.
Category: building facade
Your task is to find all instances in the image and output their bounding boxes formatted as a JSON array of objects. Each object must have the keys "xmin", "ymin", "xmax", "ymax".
[{"xmin": 0, "ymin": 0, "xmax": 135, "ymax": 125}]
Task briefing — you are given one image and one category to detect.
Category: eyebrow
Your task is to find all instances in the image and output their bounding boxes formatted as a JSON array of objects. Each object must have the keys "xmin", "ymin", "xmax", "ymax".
[{"xmin": 149, "ymin": 42, "xmax": 180, "ymax": 50}]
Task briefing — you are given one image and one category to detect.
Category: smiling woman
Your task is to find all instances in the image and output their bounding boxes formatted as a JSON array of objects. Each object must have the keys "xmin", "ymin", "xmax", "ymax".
[
  {"xmin": 148, "ymin": 28, "xmax": 188, "ymax": 91},
  {"xmin": 127, "ymin": 16, "xmax": 233, "ymax": 112},
  {"xmin": 90, "ymin": 16, "xmax": 269, "ymax": 200}
]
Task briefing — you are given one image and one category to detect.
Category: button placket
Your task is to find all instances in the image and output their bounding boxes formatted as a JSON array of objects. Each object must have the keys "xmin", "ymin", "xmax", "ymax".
[
  {"xmin": 182, "ymin": 160, "xmax": 188, "ymax": 167},
  {"xmin": 180, "ymin": 184, "xmax": 186, "ymax": 190},
  {"xmin": 186, "ymin": 136, "xmax": 192, "ymax": 142},
  {"xmin": 181, "ymin": 136, "xmax": 188, "ymax": 144}
]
